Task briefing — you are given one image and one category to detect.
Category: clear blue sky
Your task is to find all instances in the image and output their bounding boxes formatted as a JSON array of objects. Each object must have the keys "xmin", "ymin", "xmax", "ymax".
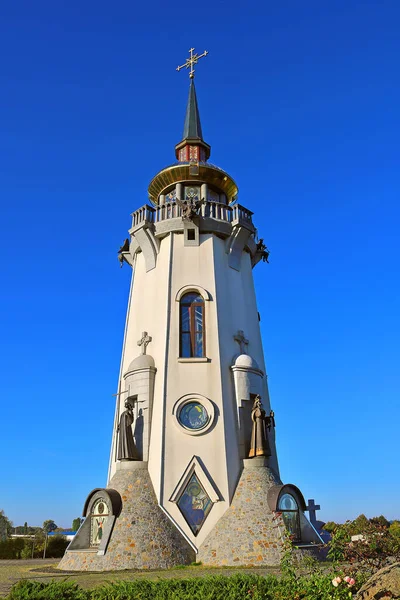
[{"xmin": 1, "ymin": 0, "xmax": 399, "ymax": 528}]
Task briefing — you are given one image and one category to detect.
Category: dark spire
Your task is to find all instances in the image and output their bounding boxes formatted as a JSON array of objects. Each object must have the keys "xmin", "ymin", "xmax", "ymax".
[
  {"xmin": 175, "ymin": 80, "xmax": 211, "ymax": 162},
  {"xmin": 182, "ymin": 79, "xmax": 203, "ymax": 140}
]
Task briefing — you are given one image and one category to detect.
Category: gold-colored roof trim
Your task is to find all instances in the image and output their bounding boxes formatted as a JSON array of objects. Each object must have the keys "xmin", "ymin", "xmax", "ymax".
[{"xmin": 148, "ymin": 163, "xmax": 238, "ymax": 205}]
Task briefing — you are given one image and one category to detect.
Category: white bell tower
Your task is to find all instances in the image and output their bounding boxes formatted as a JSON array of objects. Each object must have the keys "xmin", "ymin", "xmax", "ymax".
[{"xmin": 59, "ymin": 50, "xmax": 322, "ymax": 572}]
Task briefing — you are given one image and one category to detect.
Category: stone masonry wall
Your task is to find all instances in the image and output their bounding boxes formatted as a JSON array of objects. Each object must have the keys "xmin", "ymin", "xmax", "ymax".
[
  {"xmin": 58, "ymin": 463, "xmax": 195, "ymax": 571},
  {"xmin": 197, "ymin": 461, "xmax": 286, "ymax": 566}
]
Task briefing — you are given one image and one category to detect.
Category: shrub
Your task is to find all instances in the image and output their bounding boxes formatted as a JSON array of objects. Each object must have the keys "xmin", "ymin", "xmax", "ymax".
[
  {"xmin": 7, "ymin": 580, "xmax": 86, "ymax": 600},
  {"xmin": 6, "ymin": 574, "xmax": 363, "ymax": 600},
  {"xmin": 328, "ymin": 518, "xmax": 400, "ymax": 575},
  {"xmin": 0, "ymin": 539, "xmax": 26, "ymax": 559},
  {"xmin": 46, "ymin": 535, "xmax": 69, "ymax": 558}
]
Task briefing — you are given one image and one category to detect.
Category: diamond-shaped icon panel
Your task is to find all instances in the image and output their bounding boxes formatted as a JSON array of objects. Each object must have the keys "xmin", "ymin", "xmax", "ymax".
[{"xmin": 177, "ymin": 473, "xmax": 213, "ymax": 535}]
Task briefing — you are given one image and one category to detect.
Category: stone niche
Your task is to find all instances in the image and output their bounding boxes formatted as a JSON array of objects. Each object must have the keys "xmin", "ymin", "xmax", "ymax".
[
  {"xmin": 62, "ymin": 488, "xmax": 122, "ymax": 557},
  {"xmin": 123, "ymin": 354, "xmax": 156, "ymax": 461},
  {"xmin": 267, "ymin": 483, "xmax": 323, "ymax": 546},
  {"xmin": 231, "ymin": 353, "xmax": 264, "ymax": 459}
]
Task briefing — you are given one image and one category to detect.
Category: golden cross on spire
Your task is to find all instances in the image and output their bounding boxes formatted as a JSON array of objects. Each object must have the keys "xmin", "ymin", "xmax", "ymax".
[{"xmin": 176, "ymin": 47, "xmax": 209, "ymax": 79}]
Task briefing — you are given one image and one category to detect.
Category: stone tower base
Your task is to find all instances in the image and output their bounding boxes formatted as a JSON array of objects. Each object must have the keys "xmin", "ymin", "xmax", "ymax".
[
  {"xmin": 197, "ymin": 458, "xmax": 286, "ymax": 566},
  {"xmin": 58, "ymin": 462, "xmax": 195, "ymax": 571}
]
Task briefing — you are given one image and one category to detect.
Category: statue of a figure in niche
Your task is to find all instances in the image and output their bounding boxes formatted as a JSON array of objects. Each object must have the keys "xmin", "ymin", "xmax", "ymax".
[
  {"xmin": 249, "ymin": 395, "xmax": 271, "ymax": 458},
  {"xmin": 176, "ymin": 197, "xmax": 204, "ymax": 220},
  {"xmin": 255, "ymin": 238, "xmax": 270, "ymax": 263},
  {"xmin": 117, "ymin": 399, "xmax": 140, "ymax": 461}
]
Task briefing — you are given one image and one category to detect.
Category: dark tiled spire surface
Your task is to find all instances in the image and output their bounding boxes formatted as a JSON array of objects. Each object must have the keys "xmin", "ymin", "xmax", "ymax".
[{"xmin": 182, "ymin": 79, "xmax": 203, "ymax": 141}]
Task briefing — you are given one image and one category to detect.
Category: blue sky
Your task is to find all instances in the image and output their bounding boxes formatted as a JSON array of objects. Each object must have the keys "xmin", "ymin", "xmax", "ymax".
[{"xmin": 1, "ymin": 0, "xmax": 399, "ymax": 528}]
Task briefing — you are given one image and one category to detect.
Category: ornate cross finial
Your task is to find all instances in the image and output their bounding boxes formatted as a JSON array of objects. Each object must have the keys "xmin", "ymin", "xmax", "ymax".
[
  {"xmin": 137, "ymin": 331, "xmax": 152, "ymax": 355},
  {"xmin": 234, "ymin": 330, "xmax": 249, "ymax": 354},
  {"xmin": 177, "ymin": 47, "xmax": 209, "ymax": 79}
]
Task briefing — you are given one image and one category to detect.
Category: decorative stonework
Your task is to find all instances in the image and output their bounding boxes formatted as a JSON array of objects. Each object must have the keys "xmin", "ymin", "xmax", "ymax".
[
  {"xmin": 137, "ymin": 331, "xmax": 152, "ymax": 355},
  {"xmin": 197, "ymin": 460, "xmax": 286, "ymax": 567},
  {"xmin": 58, "ymin": 463, "xmax": 195, "ymax": 571}
]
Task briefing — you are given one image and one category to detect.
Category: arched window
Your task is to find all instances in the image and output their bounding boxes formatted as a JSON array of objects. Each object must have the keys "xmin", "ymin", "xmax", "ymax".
[
  {"xmin": 180, "ymin": 292, "xmax": 205, "ymax": 358},
  {"xmin": 278, "ymin": 493, "xmax": 301, "ymax": 542}
]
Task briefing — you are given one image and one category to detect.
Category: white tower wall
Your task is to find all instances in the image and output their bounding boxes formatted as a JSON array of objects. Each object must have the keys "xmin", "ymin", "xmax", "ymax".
[
  {"xmin": 59, "ymin": 76, "xmax": 323, "ymax": 573},
  {"xmin": 108, "ymin": 229, "xmax": 279, "ymax": 549}
]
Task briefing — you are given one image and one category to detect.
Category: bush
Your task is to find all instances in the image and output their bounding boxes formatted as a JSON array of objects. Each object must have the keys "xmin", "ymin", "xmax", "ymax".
[
  {"xmin": 0, "ymin": 539, "xmax": 25, "ymax": 559},
  {"xmin": 7, "ymin": 580, "xmax": 86, "ymax": 600},
  {"xmin": 90, "ymin": 575, "xmax": 278, "ymax": 600},
  {"xmin": 46, "ymin": 535, "xmax": 69, "ymax": 558},
  {"xmin": 6, "ymin": 574, "xmax": 362, "ymax": 600},
  {"xmin": 328, "ymin": 518, "xmax": 400, "ymax": 575}
]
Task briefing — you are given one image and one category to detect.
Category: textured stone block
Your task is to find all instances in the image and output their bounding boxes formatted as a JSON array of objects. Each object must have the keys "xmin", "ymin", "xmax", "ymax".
[
  {"xmin": 58, "ymin": 464, "xmax": 195, "ymax": 571},
  {"xmin": 356, "ymin": 563, "xmax": 400, "ymax": 600},
  {"xmin": 197, "ymin": 464, "xmax": 285, "ymax": 566}
]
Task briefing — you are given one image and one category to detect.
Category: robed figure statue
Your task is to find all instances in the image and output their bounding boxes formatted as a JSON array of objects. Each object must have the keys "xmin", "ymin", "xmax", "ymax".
[
  {"xmin": 117, "ymin": 399, "xmax": 140, "ymax": 461},
  {"xmin": 248, "ymin": 395, "xmax": 271, "ymax": 458}
]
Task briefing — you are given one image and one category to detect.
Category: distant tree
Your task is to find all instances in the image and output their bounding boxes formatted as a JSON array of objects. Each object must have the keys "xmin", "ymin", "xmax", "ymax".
[
  {"xmin": 25, "ymin": 528, "xmax": 46, "ymax": 559},
  {"xmin": 352, "ymin": 513, "xmax": 369, "ymax": 534},
  {"xmin": 370, "ymin": 515, "xmax": 390, "ymax": 528},
  {"xmin": 0, "ymin": 509, "xmax": 13, "ymax": 537},
  {"xmin": 72, "ymin": 518, "xmax": 83, "ymax": 531},
  {"xmin": 42, "ymin": 520, "xmax": 57, "ymax": 533},
  {"xmin": 389, "ymin": 520, "xmax": 400, "ymax": 540},
  {"xmin": 23, "ymin": 522, "xmax": 28, "ymax": 535},
  {"xmin": 322, "ymin": 521, "xmax": 338, "ymax": 533}
]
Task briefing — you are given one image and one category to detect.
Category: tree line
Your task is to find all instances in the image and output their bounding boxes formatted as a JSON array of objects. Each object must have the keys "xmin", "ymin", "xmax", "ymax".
[{"xmin": 0, "ymin": 510, "xmax": 83, "ymax": 559}]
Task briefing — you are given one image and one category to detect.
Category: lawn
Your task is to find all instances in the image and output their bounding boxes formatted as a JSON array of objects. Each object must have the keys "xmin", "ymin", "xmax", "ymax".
[{"xmin": 0, "ymin": 559, "xmax": 281, "ymax": 598}]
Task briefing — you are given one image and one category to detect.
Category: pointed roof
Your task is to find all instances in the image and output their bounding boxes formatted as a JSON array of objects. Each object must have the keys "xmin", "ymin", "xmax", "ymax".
[
  {"xmin": 182, "ymin": 79, "xmax": 203, "ymax": 140},
  {"xmin": 175, "ymin": 80, "xmax": 211, "ymax": 161}
]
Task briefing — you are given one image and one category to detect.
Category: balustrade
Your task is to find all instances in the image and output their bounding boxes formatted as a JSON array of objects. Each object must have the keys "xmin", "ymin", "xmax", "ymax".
[
  {"xmin": 131, "ymin": 200, "xmax": 252, "ymax": 229},
  {"xmin": 232, "ymin": 204, "xmax": 253, "ymax": 225},
  {"xmin": 131, "ymin": 204, "xmax": 155, "ymax": 227}
]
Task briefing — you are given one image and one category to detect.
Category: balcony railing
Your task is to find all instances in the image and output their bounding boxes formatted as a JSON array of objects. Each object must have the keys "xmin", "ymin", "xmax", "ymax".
[
  {"xmin": 131, "ymin": 204, "xmax": 155, "ymax": 227},
  {"xmin": 131, "ymin": 201, "xmax": 253, "ymax": 230}
]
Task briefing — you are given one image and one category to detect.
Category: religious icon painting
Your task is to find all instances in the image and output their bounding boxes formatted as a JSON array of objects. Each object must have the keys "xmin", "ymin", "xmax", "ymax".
[
  {"xmin": 90, "ymin": 498, "xmax": 109, "ymax": 547},
  {"xmin": 177, "ymin": 473, "xmax": 213, "ymax": 535},
  {"xmin": 184, "ymin": 186, "xmax": 200, "ymax": 202},
  {"xmin": 165, "ymin": 189, "xmax": 176, "ymax": 202},
  {"xmin": 178, "ymin": 401, "xmax": 209, "ymax": 431},
  {"xmin": 207, "ymin": 188, "xmax": 219, "ymax": 203}
]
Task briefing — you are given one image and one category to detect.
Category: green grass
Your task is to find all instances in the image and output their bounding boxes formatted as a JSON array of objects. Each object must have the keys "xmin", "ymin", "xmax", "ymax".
[
  {"xmin": 3, "ymin": 570, "xmax": 363, "ymax": 600},
  {"xmin": 0, "ymin": 560, "xmax": 279, "ymax": 598}
]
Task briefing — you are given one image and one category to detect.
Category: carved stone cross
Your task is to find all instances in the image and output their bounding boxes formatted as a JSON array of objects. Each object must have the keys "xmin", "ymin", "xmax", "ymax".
[
  {"xmin": 305, "ymin": 499, "xmax": 321, "ymax": 527},
  {"xmin": 137, "ymin": 331, "xmax": 152, "ymax": 355},
  {"xmin": 234, "ymin": 330, "xmax": 249, "ymax": 354}
]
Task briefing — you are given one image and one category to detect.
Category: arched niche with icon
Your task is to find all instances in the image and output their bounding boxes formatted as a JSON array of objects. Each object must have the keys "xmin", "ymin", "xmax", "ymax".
[
  {"xmin": 267, "ymin": 484, "xmax": 323, "ymax": 545},
  {"xmin": 65, "ymin": 488, "xmax": 122, "ymax": 556}
]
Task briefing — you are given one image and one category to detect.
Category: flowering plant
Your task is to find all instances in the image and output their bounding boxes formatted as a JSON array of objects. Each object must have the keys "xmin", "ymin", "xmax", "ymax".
[{"xmin": 328, "ymin": 518, "xmax": 400, "ymax": 577}]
